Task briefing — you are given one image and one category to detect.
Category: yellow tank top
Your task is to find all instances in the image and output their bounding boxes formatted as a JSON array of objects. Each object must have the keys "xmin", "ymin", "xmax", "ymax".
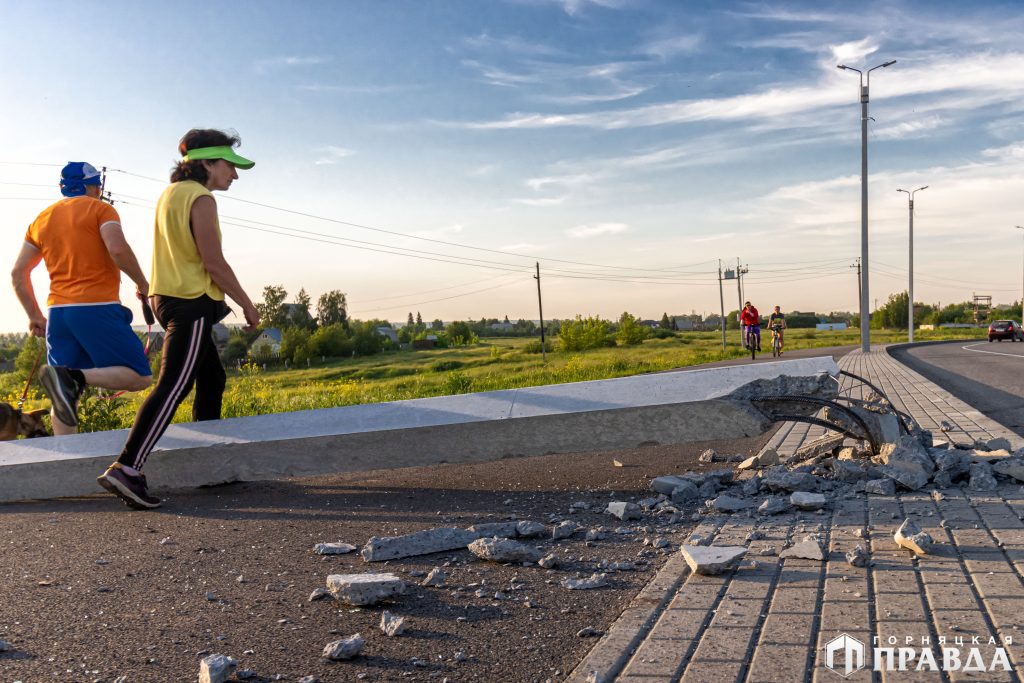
[{"xmin": 150, "ymin": 180, "xmax": 225, "ymax": 301}]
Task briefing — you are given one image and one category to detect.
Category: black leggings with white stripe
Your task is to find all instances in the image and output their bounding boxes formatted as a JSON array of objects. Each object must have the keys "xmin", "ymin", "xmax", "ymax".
[{"xmin": 118, "ymin": 294, "xmax": 226, "ymax": 471}]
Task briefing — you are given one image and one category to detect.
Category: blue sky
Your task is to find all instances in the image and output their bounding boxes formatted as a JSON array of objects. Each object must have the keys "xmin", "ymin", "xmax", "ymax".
[{"xmin": 3, "ymin": 0, "xmax": 1024, "ymax": 332}]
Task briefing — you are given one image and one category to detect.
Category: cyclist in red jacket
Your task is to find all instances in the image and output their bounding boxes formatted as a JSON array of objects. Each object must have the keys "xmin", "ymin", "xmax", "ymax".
[{"xmin": 740, "ymin": 301, "xmax": 761, "ymax": 352}]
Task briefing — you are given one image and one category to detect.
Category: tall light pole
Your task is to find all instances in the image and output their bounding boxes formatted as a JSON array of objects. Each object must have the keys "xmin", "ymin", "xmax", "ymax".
[
  {"xmin": 838, "ymin": 59, "xmax": 896, "ymax": 353},
  {"xmin": 897, "ymin": 185, "xmax": 928, "ymax": 342},
  {"xmin": 1016, "ymin": 226, "xmax": 1024, "ymax": 324}
]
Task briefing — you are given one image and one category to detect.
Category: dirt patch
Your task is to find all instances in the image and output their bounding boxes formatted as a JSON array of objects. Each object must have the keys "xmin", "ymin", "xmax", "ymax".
[{"xmin": 0, "ymin": 432, "xmax": 772, "ymax": 682}]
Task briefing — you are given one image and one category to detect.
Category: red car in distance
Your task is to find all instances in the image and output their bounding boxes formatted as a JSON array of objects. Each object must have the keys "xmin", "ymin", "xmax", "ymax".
[{"xmin": 988, "ymin": 320, "xmax": 1023, "ymax": 342}]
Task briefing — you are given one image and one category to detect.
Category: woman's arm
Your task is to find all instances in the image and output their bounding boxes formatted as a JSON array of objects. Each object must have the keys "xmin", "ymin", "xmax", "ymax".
[{"xmin": 190, "ymin": 196, "xmax": 261, "ymax": 330}]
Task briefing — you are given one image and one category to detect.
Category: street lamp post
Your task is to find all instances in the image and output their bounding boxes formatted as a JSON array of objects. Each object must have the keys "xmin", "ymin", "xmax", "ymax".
[
  {"xmin": 838, "ymin": 59, "xmax": 896, "ymax": 353},
  {"xmin": 1016, "ymin": 226, "xmax": 1024, "ymax": 324},
  {"xmin": 897, "ymin": 185, "xmax": 928, "ymax": 343}
]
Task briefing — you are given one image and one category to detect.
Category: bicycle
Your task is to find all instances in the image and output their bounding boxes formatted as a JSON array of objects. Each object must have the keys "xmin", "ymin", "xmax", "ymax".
[
  {"xmin": 771, "ymin": 326, "xmax": 783, "ymax": 357},
  {"xmin": 745, "ymin": 325, "xmax": 757, "ymax": 360}
]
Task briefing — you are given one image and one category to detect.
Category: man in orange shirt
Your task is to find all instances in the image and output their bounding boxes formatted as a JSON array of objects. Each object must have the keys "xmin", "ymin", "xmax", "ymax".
[{"xmin": 11, "ymin": 162, "xmax": 152, "ymax": 435}]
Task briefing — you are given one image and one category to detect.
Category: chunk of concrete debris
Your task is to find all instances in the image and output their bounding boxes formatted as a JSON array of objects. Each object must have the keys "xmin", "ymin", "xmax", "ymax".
[
  {"xmin": 699, "ymin": 448, "xmax": 718, "ymax": 463},
  {"xmin": 758, "ymin": 496, "xmax": 791, "ymax": 515},
  {"xmin": 738, "ymin": 448, "xmax": 780, "ymax": 471},
  {"xmin": 308, "ymin": 587, "xmax": 330, "ymax": 602},
  {"xmin": 380, "ymin": 611, "xmax": 406, "ymax": 637},
  {"xmin": 422, "ymin": 568, "xmax": 446, "ymax": 587},
  {"xmin": 538, "ymin": 553, "xmax": 559, "ymax": 569},
  {"xmin": 0, "ymin": 640, "xmax": 12, "ymax": 652},
  {"xmin": 577, "ymin": 626, "xmax": 602, "ymax": 637},
  {"xmin": 698, "ymin": 480, "xmax": 720, "ymax": 498},
  {"xmin": 651, "ymin": 475, "xmax": 691, "ymax": 496},
  {"xmin": 680, "ymin": 545, "xmax": 746, "ymax": 575},
  {"xmin": 894, "ymin": 519, "xmax": 934, "ymax": 555},
  {"xmin": 322, "ymin": 634, "xmax": 364, "ymax": 660},
  {"xmin": 562, "ymin": 573, "xmax": 608, "ymax": 590},
  {"xmin": 993, "ymin": 458, "xmax": 1024, "ymax": 483},
  {"xmin": 763, "ymin": 467, "xmax": 821, "ymax": 493},
  {"xmin": 779, "ymin": 536, "xmax": 825, "ymax": 561},
  {"xmin": 606, "ymin": 502, "xmax": 642, "ymax": 521},
  {"xmin": 846, "ymin": 545, "xmax": 869, "ymax": 568},
  {"xmin": 879, "ymin": 465, "xmax": 930, "ymax": 491},
  {"xmin": 865, "ymin": 478, "xmax": 896, "ymax": 496},
  {"xmin": 669, "ymin": 481, "xmax": 700, "ymax": 504},
  {"xmin": 326, "ymin": 573, "xmax": 406, "ymax": 606},
  {"xmin": 742, "ymin": 476, "xmax": 762, "ymax": 496},
  {"xmin": 516, "ymin": 521, "xmax": 546, "ymax": 538},
  {"xmin": 832, "ymin": 459, "xmax": 867, "ymax": 482},
  {"xmin": 361, "ymin": 528, "xmax": 479, "ymax": 562},
  {"xmin": 552, "ymin": 520, "xmax": 578, "ymax": 539},
  {"xmin": 314, "ymin": 542, "xmax": 357, "ymax": 555},
  {"xmin": 969, "ymin": 462, "xmax": 999, "ymax": 491},
  {"xmin": 878, "ymin": 436, "xmax": 935, "ymax": 478},
  {"xmin": 791, "ymin": 492, "xmax": 827, "ymax": 510},
  {"xmin": 984, "ymin": 437, "xmax": 1012, "ymax": 452},
  {"xmin": 468, "ymin": 521, "xmax": 521, "ymax": 537},
  {"xmin": 199, "ymin": 654, "xmax": 237, "ymax": 683},
  {"xmin": 793, "ymin": 433, "xmax": 845, "ymax": 459},
  {"xmin": 711, "ymin": 495, "xmax": 751, "ymax": 512},
  {"xmin": 468, "ymin": 537, "xmax": 542, "ymax": 564}
]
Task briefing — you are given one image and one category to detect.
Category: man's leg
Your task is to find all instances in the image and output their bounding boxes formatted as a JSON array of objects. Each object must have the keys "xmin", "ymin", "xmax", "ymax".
[{"xmin": 41, "ymin": 307, "xmax": 89, "ymax": 435}]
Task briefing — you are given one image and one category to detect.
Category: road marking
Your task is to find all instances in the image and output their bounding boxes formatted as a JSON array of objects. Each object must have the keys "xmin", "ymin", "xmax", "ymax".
[{"xmin": 961, "ymin": 342, "xmax": 1024, "ymax": 358}]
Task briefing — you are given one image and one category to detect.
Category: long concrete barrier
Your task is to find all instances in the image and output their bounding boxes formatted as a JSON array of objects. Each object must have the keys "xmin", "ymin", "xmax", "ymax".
[{"xmin": 0, "ymin": 357, "xmax": 839, "ymax": 502}]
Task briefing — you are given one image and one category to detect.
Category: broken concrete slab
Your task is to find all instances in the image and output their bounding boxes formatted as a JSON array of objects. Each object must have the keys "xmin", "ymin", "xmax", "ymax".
[
  {"xmin": 876, "ymin": 464, "xmax": 929, "ymax": 491},
  {"xmin": 792, "ymin": 433, "xmax": 845, "ymax": 460},
  {"xmin": 468, "ymin": 522, "xmax": 520, "ymax": 538},
  {"xmin": 983, "ymin": 437, "xmax": 1012, "ymax": 452},
  {"xmin": 993, "ymin": 458, "xmax": 1024, "ymax": 483},
  {"xmin": 933, "ymin": 450, "xmax": 970, "ymax": 479},
  {"xmin": 762, "ymin": 467, "xmax": 821, "ymax": 493},
  {"xmin": 877, "ymin": 436, "xmax": 935, "ymax": 479},
  {"xmin": 738, "ymin": 448, "xmax": 779, "ymax": 471},
  {"xmin": 758, "ymin": 496, "xmax": 791, "ymax": 515},
  {"xmin": 468, "ymin": 538, "xmax": 542, "ymax": 564},
  {"xmin": 670, "ymin": 481, "xmax": 700, "ymax": 504},
  {"xmin": 199, "ymin": 654, "xmax": 237, "ymax": 683},
  {"xmin": 711, "ymin": 495, "xmax": 751, "ymax": 512},
  {"xmin": 422, "ymin": 568, "xmax": 446, "ymax": 587},
  {"xmin": 791, "ymin": 492, "xmax": 827, "ymax": 511},
  {"xmin": 650, "ymin": 475, "xmax": 691, "ymax": 496},
  {"xmin": 361, "ymin": 528, "xmax": 479, "ymax": 562},
  {"xmin": 823, "ymin": 405, "xmax": 900, "ymax": 447},
  {"xmin": 322, "ymin": 634, "xmax": 364, "ymax": 660},
  {"xmin": 894, "ymin": 519, "xmax": 934, "ymax": 555},
  {"xmin": 680, "ymin": 545, "xmax": 746, "ymax": 575},
  {"xmin": 969, "ymin": 462, "xmax": 999, "ymax": 491},
  {"xmin": 0, "ymin": 357, "xmax": 840, "ymax": 503},
  {"xmin": 553, "ymin": 521, "xmax": 579, "ymax": 539},
  {"xmin": 779, "ymin": 538, "xmax": 825, "ymax": 561},
  {"xmin": 516, "ymin": 521, "xmax": 546, "ymax": 537},
  {"xmin": 326, "ymin": 573, "xmax": 406, "ymax": 606},
  {"xmin": 606, "ymin": 502, "xmax": 642, "ymax": 521},
  {"xmin": 831, "ymin": 459, "xmax": 867, "ymax": 482},
  {"xmin": 314, "ymin": 542, "xmax": 356, "ymax": 555},
  {"xmin": 865, "ymin": 479, "xmax": 897, "ymax": 496}
]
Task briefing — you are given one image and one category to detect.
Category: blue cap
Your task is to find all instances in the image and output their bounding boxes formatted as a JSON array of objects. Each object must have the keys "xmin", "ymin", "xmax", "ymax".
[{"xmin": 60, "ymin": 162, "xmax": 102, "ymax": 197}]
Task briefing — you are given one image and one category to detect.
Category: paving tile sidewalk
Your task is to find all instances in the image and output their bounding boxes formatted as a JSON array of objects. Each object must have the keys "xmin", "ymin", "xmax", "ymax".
[{"xmin": 568, "ymin": 347, "xmax": 1024, "ymax": 682}]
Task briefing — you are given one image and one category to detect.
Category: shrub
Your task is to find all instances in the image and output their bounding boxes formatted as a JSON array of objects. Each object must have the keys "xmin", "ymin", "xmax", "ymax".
[
  {"xmin": 522, "ymin": 340, "xmax": 553, "ymax": 354},
  {"xmin": 440, "ymin": 371, "xmax": 474, "ymax": 394},
  {"xmin": 652, "ymin": 328, "xmax": 676, "ymax": 339},
  {"xmin": 616, "ymin": 312, "xmax": 649, "ymax": 346},
  {"xmin": 431, "ymin": 360, "xmax": 463, "ymax": 372}
]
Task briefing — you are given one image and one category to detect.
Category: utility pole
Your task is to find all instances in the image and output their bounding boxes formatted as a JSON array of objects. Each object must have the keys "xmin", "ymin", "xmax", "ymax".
[
  {"xmin": 718, "ymin": 260, "xmax": 726, "ymax": 350},
  {"xmin": 850, "ymin": 259, "xmax": 862, "ymax": 316},
  {"xmin": 534, "ymin": 262, "xmax": 546, "ymax": 362},
  {"xmin": 735, "ymin": 258, "xmax": 749, "ymax": 346}
]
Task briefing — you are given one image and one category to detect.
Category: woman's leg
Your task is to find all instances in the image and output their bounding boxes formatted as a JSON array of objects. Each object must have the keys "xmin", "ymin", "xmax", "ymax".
[{"xmin": 192, "ymin": 331, "xmax": 226, "ymax": 421}]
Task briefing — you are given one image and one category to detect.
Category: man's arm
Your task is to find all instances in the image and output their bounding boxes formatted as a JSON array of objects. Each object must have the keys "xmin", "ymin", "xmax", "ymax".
[
  {"xmin": 99, "ymin": 222, "xmax": 149, "ymax": 297},
  {"xmin": 191, "ymin": 196, "xmax": 260, "ymax": 330},
  {"xmin": 11, "ymin": 242, "xmax": 46, "ymax": 337}
]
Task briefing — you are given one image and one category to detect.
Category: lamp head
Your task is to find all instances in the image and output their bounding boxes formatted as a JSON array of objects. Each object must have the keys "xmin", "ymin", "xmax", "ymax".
[
  {"xmin": 918, "ymin": 185, "xmax": 929, "ymax": 191},
  {"xmin": 882, "ymin": 60, "xmax": 897, "ymax": 67}
]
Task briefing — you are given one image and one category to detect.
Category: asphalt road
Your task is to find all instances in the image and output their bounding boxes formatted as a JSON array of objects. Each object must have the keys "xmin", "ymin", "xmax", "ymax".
[{"xmin": 890, "ymin": 339, "xmax": 1024, "ymax": 436}]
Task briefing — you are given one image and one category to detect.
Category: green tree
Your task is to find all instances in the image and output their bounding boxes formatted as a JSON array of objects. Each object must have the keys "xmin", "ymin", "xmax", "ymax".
[
  {"xmin": 659, "ymin": 312, "xmax": 672, "ymax": 329},
  {"xmin": 316, "ymin": 290, "xmax": 348, "ymax": 328},
  {"xmin": 309, "ymin": 323, "xmax": 352, "ymax": 357},
  {"xmin": 446, "ymin": 320, "xmax": 476, "ymax": 346},
  {"xmin": 558, "ymin": 316, "xmax": 610, "ymax": 351},
  {"xmin": 222, "ymin": 337, "xmax": 249, "ymax": 364},
  {"xmin": 256, "ymin": 285, "xmax": 288, "ymax": 329},
  {"xmin": 292, "ymin": 288, "xmax": 316, "ymax": 330},
  {"xmin": 280, "ymin": 327, "xmax": 312, "ymax": 363},
  {"xmin": 15, "ymin": 335, "xmax": 45, "ymax": 381},
  {"xmin": 431, "ymin": 318, "xmax": 444, "ymax": 331},
  {"xmin": 616, "ymin": 312, "xmax": 649, "ymax": 346}
]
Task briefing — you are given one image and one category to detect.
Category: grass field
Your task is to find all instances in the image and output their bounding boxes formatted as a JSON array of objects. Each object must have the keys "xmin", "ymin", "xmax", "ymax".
[{"xmin": 3, "ymin": 327, "xmax": 988, "ymax": 433}]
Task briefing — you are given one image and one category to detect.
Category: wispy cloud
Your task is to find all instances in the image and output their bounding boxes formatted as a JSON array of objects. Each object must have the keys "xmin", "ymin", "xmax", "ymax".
[
  {"xmin": 643, "ymin": 33, "xmax": 703, "ymax": 60},
  {"xmin": 554, "ymin": 0, "xmax": 628, "ymax": 16},
  {"xmin": 255, "ymin": 55, "xmax": 331, "ymax": 74},
  {"xmin": 513, "ymin": 195, "xmax": 569, "ymax": 206},
  {"xmin": 299, "ymin": 83, "xmax": 416, "ymax": 94},
  {"xmin": 830, "ymin": 38, "xmax": 879, "ymax": 65},
  {"xmin": 500, "ymin": 242, "xmax": 545, "ymax": 251},
  {"xmin": 567, "ymin": 222, "xmax": 629, "ymax": 238},
  {"xmin": 692, "ymin": 233, "xmax": 735, "ymax": 243},
  {"xmin": 313, "ymin": 146, "xmax": 355, "ymax": 165},
  {"xmin": 873, "ymin": 115, "xmax": 944, "ymax": 140}
]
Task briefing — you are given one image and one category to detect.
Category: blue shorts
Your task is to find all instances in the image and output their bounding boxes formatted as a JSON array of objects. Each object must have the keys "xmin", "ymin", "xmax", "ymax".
[{"xmin": 47, "ymin": 304, "xmax": 152, "ymax": 377}]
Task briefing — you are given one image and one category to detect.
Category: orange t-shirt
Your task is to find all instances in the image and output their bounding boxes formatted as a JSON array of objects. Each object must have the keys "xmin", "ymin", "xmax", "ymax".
[{"xmin": 24, "ymin": 196, "xmax": 122, "ymax": 306}]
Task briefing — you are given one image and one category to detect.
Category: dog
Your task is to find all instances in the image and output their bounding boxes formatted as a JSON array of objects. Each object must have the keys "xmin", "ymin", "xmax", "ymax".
[{"xmin": 0, "ymin": 402, "xmax": 49, "ymax": 440}]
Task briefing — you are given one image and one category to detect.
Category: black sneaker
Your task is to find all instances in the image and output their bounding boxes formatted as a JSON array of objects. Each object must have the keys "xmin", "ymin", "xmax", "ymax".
[
  {"xmin": 39, "ymin": 365, "xmax": 84, "ymax": 427},
  {"xmin": 97, "ymin": 463, "xmax": 162, "ymax": 510}
]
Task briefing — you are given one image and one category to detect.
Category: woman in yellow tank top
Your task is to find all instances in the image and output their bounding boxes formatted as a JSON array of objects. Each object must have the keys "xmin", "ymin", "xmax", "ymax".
[{"xmin": 97, "ymin": 129, "xmax": 262, "ymax": 510}]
